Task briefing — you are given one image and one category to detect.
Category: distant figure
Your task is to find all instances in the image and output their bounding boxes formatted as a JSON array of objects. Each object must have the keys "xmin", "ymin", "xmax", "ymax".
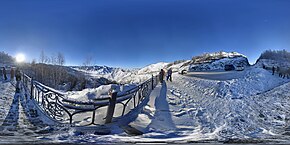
[
  {"xmin": 15, "ymin": 68, "xmax": 21, "ymax": 81},
  {"xmin": 15, "ymin": 68, "xmax": 21, "ymax": 93},
  {"xmin": 166, "ymin": 68, "xmax": 173, "ymax": 82},
  {"xmin": 3, "ymin": 67, "xmax": 7, "ymax": 80},
  {"xmin": 159, "ymin": 69, "xmax": 165, "ymax": 83},
  {"xmin": 262, "ymin": 64, "xmax": 266, "ymax": 69},
  {"xmin": 272, "ymin": 66, "xmax": 275, "ymax": 75},
  {"xmin": 10, "ymin": 67, "xmax": 15, "ymax": 80}
]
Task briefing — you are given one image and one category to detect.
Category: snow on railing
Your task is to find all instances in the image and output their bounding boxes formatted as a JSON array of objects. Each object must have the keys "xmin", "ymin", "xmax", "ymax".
[{"xmin": 21, "ymin": 72, "xmax": 159, "ymax": 126}]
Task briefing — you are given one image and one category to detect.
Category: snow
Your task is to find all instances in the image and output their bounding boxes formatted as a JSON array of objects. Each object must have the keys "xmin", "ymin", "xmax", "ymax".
[
  {"xmin": 0, "ymin": 80, "xmax": 57, "ymax": 143},
  {"xmin": 73, "ymin": 66, "xmax": 133, "ymax": 83},
  {"xmin": 66, "ymin": 84, "xmax": 137, "ymax": 101},
  {"xmin": 71, "ymin": 62, "xmax": 170, "ymax": 84},
  {"xmin": 109, "ymin": 66, "xmax": 290, "ymax": 143},
  {"xmin": 255, "ymin": 59, "xmax": 290, "ymax": 68},
  {"xmin": 167, "ymin": 60, "xmax": 191, "ymax": 72},
  {"xmin": 2, "ymin": 56, "xmax": 290, "ymax": 144},
  {"xmin": 188, "ymin": 56, "xmax": 249, "ymax": 71},
  {"xmin": 137, "ymin": 62, "xmax": 169, "ymax": 75}
]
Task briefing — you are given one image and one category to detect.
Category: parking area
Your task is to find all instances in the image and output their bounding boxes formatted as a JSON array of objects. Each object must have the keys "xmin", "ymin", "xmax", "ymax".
[{"xmin": 184, "ymin": 69, "xmax": 247, "ymax": 81}]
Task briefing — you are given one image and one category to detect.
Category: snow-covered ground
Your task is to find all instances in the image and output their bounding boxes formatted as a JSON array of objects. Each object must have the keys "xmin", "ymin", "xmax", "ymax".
[
  {"xmin": 1, "ymin": 64, "xmax": 290, "ymax": 144},
  {"xmin": 107, "ymin": 67, "xmax": 290, "ymax": 143},
  {"xmin": 0, "ymin": 80, "xmax": 57, "ymax": 143},
  {"xmin": 47, "ymin": 67, "xmax": 290, "ymax": 143}
]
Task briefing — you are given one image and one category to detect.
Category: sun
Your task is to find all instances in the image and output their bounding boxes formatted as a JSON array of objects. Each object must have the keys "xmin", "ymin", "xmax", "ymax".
[{"xmin": 15, "ymin": 53, "xmax": 26, "ymax": 63}]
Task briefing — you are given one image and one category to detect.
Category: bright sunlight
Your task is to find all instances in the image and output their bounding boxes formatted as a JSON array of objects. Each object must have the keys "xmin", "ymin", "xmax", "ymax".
[{"xmin": 15, "ymin": 53, "xmax": 25, "ymax": 63}]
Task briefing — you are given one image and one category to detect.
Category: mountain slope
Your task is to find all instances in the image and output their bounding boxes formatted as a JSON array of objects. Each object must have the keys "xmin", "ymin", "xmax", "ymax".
[{"xmin": 180, "ymin": 52, "xmax": 250, "ymax": 72}]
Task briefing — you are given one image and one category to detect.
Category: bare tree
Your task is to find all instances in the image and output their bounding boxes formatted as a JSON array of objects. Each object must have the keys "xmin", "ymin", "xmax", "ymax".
[
  {"xmin": 83, "ymin": 56, "xmax": 93, "ymax": 67},
  {"xmin": 50, "ymin": 54, "xmax": 56, "ymax": 65},
  {"xmin": 39, "ymin": 50, "xmax": 46, "ymax": 63},
  {"xmin": 57, "ymin": 52, "xmax": 65, "ymax": 66}
]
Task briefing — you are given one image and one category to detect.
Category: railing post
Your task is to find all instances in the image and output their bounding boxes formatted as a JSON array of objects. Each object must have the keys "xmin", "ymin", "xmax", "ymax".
[
  {"xmin": 151, "ymin": 74, "xmax": 154, "ymax": 90},
  {"xmin": 30, "ymin": 78, "xmax": 33, "ymax": 99},
  {"xmin": 105, "ymin": 91, "xmax": 117, "ymax": 124}
]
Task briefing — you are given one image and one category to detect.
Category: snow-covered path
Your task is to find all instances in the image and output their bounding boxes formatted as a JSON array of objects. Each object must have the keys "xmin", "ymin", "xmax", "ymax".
[
  {"xmin": 0, "ymin": 81, "xmax": 57, "ymax": 143},
  {"xmin": 164, "ymin": 68, "xmax": 290, "ymax": 142},
  {"xmin": 114, "ymin": 67, "xmax": 290, "ymax": 143}
]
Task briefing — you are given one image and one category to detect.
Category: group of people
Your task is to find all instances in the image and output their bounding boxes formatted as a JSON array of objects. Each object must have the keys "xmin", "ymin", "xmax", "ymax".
[
  {"xmin": 0, "ymin": 67, "xmax": 22, "ymax": 81},
  {"xmin": 272, "ymin": 66, "xmax": 290, "ymax": 79},
  {"xmin": 159, "ymin": 68, "xmax": 173, "ymax": 83}
]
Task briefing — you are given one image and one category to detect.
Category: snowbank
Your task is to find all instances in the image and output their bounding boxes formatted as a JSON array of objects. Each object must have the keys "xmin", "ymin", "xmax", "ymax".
[
  {"xmin": 215, "ymin": 67, "xmax": 289, "ymax": 99},
  {"xmin": 67, "ymin": 84, "xmax": 137, "ymax": 102}
]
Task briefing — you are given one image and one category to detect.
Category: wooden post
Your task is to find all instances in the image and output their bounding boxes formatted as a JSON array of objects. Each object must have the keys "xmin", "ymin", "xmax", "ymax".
[
  {"xmin": 151, "ymin": 74, "xmax": 154, "ymax": 90},
  {"xmin": 105, "ymin": 92, "xmax": 117, "ymax": 124}
]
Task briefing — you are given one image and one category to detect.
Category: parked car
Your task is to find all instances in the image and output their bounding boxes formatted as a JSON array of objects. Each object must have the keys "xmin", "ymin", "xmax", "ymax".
[
  {"xmin": 224, "ymin": 64, "xmax": 235, "ymax": 71},
  {"xmin": 178, "ymin": 69, "xmax": 187, "ymax": 75},
  {"xmin": 236, "ymin": 65, "xmax": 244, "ymax": 71}
]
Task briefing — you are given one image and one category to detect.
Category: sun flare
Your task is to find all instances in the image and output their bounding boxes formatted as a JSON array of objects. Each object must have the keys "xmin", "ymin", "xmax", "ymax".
[{"xmin": 15, "ymin": 53, "xmax": 26, "ymax": 63}]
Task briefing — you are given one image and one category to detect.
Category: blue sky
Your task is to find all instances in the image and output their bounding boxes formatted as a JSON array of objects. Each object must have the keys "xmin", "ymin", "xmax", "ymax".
[{"xmin": 0, "ymin": 0, "xmax": 290, "ymax": 68}]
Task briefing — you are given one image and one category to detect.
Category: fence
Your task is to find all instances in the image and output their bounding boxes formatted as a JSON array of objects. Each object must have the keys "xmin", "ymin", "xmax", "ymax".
[{"xmin": 21, "ymin": 73, "xmax": 160, "ymax": 126}]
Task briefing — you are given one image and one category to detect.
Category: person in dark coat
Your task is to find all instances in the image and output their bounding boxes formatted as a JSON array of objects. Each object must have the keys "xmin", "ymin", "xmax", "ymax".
[
  {"xmin": 10, "ymin": 67, "xmax": 15, "ymax": 80},
  {"xmin": 166, "ymin": 68, "xmax": 173, "ymax": 82},
  {"xmin": 15, "ymin": 68, "xmax": 21, "ymax": 81},
  {"xmin": 159, "ymin": 69, "xmax": 165, "ymax": 83},
  {"xmin": 3, "ymin": 67, "xmax": 7, "ymax": 80},
  {"xmin": 15, "ymin": 68, "xmax": 21, "ymax": 93},
  {"xmin": 272, "ymin": 66, "xmax": 275, "ymax": 75}
]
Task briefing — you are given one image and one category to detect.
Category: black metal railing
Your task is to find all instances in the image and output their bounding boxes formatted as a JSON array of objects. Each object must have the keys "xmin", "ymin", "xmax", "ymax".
[{"xmin": 21, "ymin": 73, "xmax": 159, "ymax": 126}]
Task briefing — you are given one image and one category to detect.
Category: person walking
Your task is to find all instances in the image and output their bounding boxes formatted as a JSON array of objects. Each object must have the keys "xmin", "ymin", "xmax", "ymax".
[
  {"xmin": 166, "ymin": 68, "xmax": 173, "ymax": 82},
  {"xmin": 3, "ymin": 67, "xmax": 7, "ymax": 80},
  {"xmin": 15, "ymin": 68, "xmax": 21, "ymax": 93},
  {"xmin": 10, "ymin": 67, "xmax": 15, "ymax": 81},
  {"xmin": 15, "ymin": 68, "xmax": 21, "ymax": 81},
  {"xmin": 159, "ymin": 69, "xmax": 165, "ymax": 83}
]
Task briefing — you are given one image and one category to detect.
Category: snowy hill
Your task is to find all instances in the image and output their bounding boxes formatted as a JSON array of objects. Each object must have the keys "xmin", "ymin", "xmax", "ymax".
[
  {"xmin": 0, "ymin": 52, "xmax": 15, "ymax": 67},
  {"xmin": 72, "ymin": 63, "xmax": 172, "ymax": 84},
  {"xmin": 255, "ymin": 49, "xmax": 290, "ymax": 68},
  {"xmin": 137, "ymin": 62, "xmax": 169, "ymax": 74},
  {"xmin": 255, "ymin": 59, "xmax": 290, "ymax": 68},
  {"xmin": 72, "ymin": 65, "xmax": 130, "ymax": 75},
  {"xmin": 72, "ymin": 65, "xmax": 138, "ymax": 83},
  {"xmin": 180, "ymin": 52, "xmax": 250, "ymax": 72}
]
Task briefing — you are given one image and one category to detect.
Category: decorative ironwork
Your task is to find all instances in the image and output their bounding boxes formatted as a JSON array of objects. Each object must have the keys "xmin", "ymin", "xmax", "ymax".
[{"xmin": 21, "ymin": 72, "xmax": 160, "ymax": 126}]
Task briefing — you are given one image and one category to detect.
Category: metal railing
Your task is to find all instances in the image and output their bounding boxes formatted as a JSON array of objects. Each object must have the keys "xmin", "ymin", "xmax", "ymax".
[{"xmin": 21, "ymin": 73, "xmax": 159, "ymax": 126}]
